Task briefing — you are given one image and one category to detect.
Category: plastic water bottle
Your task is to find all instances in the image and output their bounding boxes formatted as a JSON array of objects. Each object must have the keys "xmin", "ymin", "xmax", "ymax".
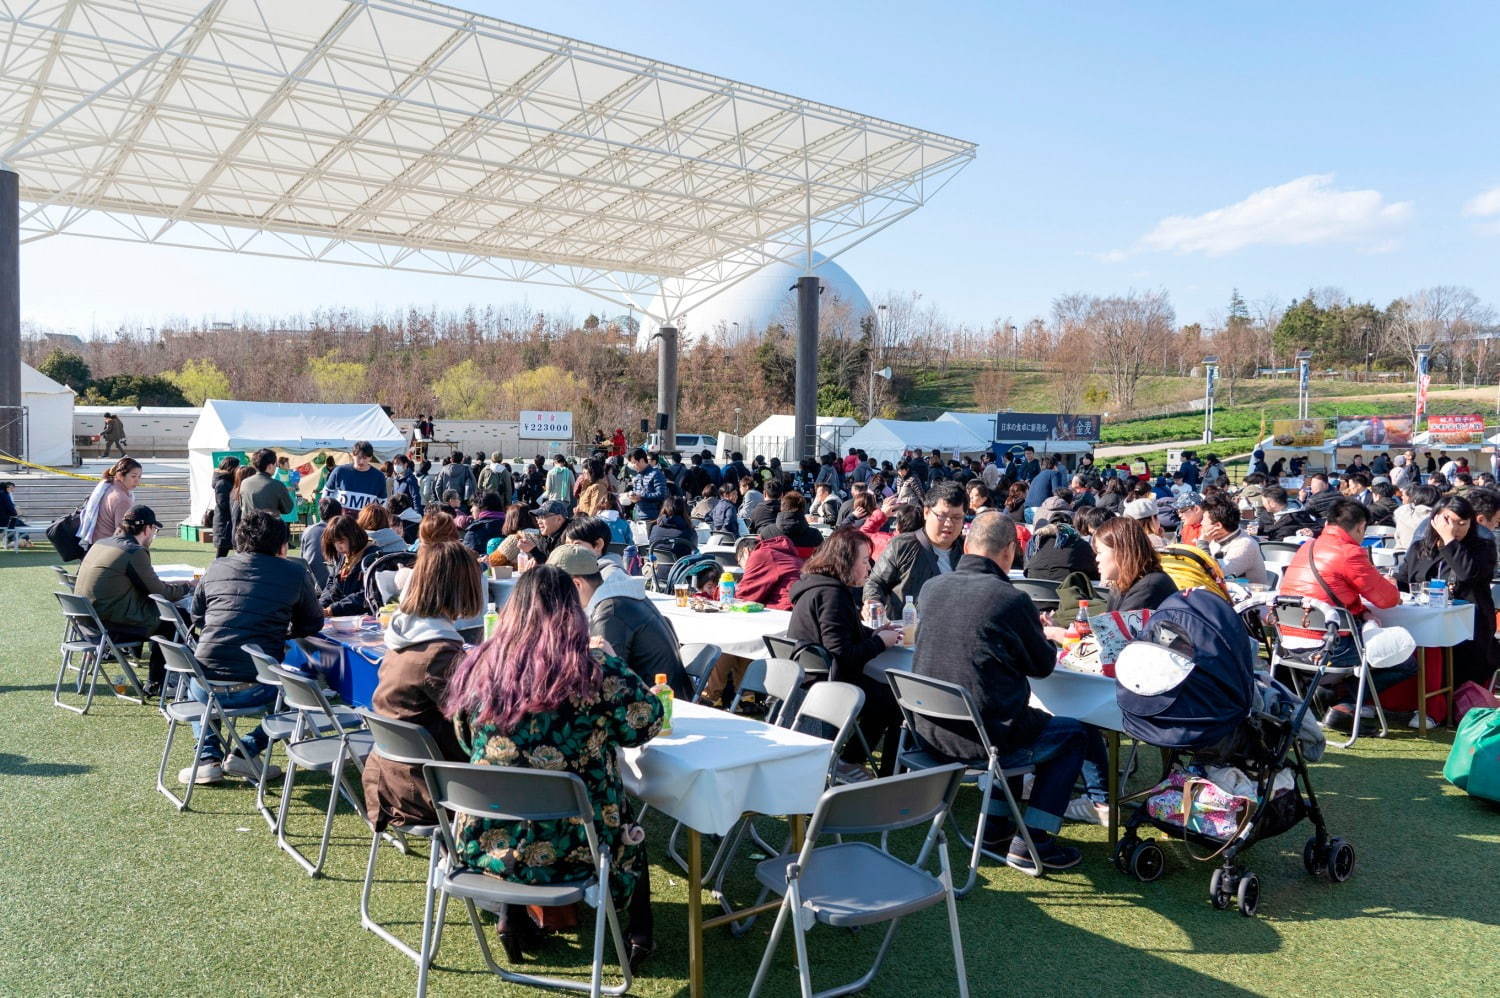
[
  {"xmin": 901, "ymin": 595, "xmax": 918, "ymax": 647},
  {"xmin": 653, "ymin": 672, "xmax": 674, "ymax": 735},
  {"xmin": 1426, "ymin": 578, "xmax": 1448, "ymax": 608},
  {"xmin": 719, "ymin": 570, "xmax": 737, "ymax": 608},
  {"xmin": 483, "ymin": 602, "xmax": 499, "ymax": 639}
]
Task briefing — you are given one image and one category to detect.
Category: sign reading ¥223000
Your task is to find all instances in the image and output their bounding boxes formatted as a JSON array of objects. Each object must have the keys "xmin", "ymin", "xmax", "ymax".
[
  {"xmin": 992, "ymin": 412, "xmax": 1101, "ymax": 442},
  {"xmin": 519, "ymin": 410, "xmax": 573, "ymax": 440}
]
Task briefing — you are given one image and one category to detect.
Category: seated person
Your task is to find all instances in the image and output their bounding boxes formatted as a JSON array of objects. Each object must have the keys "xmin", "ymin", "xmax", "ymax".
[
  {"xmin": 357, "ymin": 503, "xmax": 409, "ymax": 555},
  {"xmin": 562, "ymin": 515, "xmax": 629, "ymax": 579},
  {"xmin": 758, "ymin": 491, "xmax": 824, "ymax": 556},
  {"xmin": 1257, "ymin": 485, "xmax": 1319, "ymax": 540},
  {"xmin": 645, "ymin": 497, "xmax": 697, "ymax": 555},
  {"xmin": 912, "ymin": 512, "xmax": 1105, "ymax": 871},
  {"xmin": 1023, "ymin": 521, "xmax": 1099, "ymax": 582},
  {"xmin": 1395, "ymin": 495, "xmax": 1496, "ymax": 691},
  {"xmin": 516, "ymin": 499, "xmax": 572, "ymax": 564},
  {"xmin": 300, "ymin": 497, "xmax": 341, "ymax": 589},
  {"xmin": 1093, "ymin": 516, "xmax": 1179, "ymax": 612},
  {"xmin": 387, "ymin": 493, "xmax": 421, "ymax": 545},
  {"xmin": 1367, "ymin": 480, "xmax": 1399, "ymax": 527},
  {"xmin": 807, "ymin": 483, "xmax": 841, "ymax": 525},
  {"xmin": 736, "ymin": 532, "xmax": 803, "ymax": 612},
  {"xmin": 1197, "ymin": 494, "xmax": 1267, "ymax": 586},
  {"xmin": 708, "ymin": 482, "xmax": 741, "ymax": 537},
  {"xmin": 188, "ymin": 512, "xmax": 322, "ymax": 785},
  {"xmin": 1301, "ymin": 473, "xmax": 1340, "ymax": 520},
  {"xmin": 73, "ymin": 504, "xmax": 191, "ymax": 694},
  {"xmin": 748, "ymin": 479, "xmax": 784, "ymax": 535},
  {"xmin": 461, "ymin": 491, "xmax": 508, "ymax": 555},
  {"xmin": 320, "ymin": 515, "xmax": 379, "ymax": 617},
  {"xmin": 363, "ymin": 540, "xmax": 483, "ymax": 830},
  {"xmin": 689, "ymin": 484, "xmax": 718, "ymax": 522},
  {"xmin": 396, "ymin": 511, "xmax": 462, "ymax": 591},
  {"xmin": 591, "ymin": 491, "xmax": 635, "ymax": 546},
  {"xmin": 1175, "ymin": 492, "xmax": 1205, "ymax": 544},
  {"xmin": 485, "ymin": 503, "xmax": 538, "ymax": 569},
  {"xmin": 862, "ymin": 481, "xmax": 966, "ymax": 620}
]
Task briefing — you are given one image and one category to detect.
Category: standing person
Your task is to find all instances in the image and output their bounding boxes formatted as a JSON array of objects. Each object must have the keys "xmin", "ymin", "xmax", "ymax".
[
  {"xmin": 623, "ymin": 448, "xmax": 669, "ymax": 522},
  {"xmin": 227, "ymin": 465, "xmax": 256, "ymax": 552},
  {"xmin": 410, "ymin": 413, "xmax": 434, "ymax": 461},
  {"xmin": 85, "ymin": 457, "xmax": 143, "ymax": 543},
  {"xmin": 436, "ymin": 450, "xmax": 477, "ymax": 505},
  {"xmin": 323, "ymin": 441, "xmax": 388, "ymax": 513},
  {"xmin": 99, "ymin": 412, "xmax": 126, "ymax": 458},
  {"xmin": 1025, "ymin": 457, "xmax": 1068, "ymax": 509},
  {"xmin": 863, "ymin": 481, "xmax": 966, "ymax": 620},
  {"xmin": 440, "ymin": 566, "xmax": 664, "ymax": 967},
  {"xmin": 301, "ymin": 497, "xmax": 342, "ymax": 589},
  {"xmin": 185, "ymin": 511, "xmax": 322, "ymax": 785},
  {"xmin": 211, "ymin": 456, "xmax": 240, "ymax": 558},
  {"xmin": 314, "ymin": 453, "xmax": 337, "ymax": 503},
  {"xmin": 611, "ymin": 427, "xmax": 627, "ymax": 458},
  {"xmin": 319, "ymin": 515, "xmax": 378, "ymax": 617},
  {"xmin": 390, "ymin": 453, "xmax": 423, "ymax": 514},
  {"xmin": 74, "ymin": 505, "xmax": 189, "ymax": 694},
  {"xmin": 238, "ymin": 448, "xmax": 294, "ymax": 520},
  {"xmin": 362, "ymin": 540, "xmax": 484, "ymax": 829},
  {"xmin": 273, "ymin": 456, "xmax": 302, "ymax": 523},
  {"xmin": 544, "ymin": 454, "xmax": 576, "ymax": 511}
]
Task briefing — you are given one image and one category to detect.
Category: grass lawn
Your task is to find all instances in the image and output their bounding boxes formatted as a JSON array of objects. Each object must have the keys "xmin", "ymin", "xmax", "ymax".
[{"xmin": 3, "ymin": 539, "xmax": 1499, "ymax": 996}]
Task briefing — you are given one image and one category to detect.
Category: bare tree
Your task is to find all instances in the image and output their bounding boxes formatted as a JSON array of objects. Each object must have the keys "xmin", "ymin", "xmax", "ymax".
[
  {"xmin": 1385, "ymin": 286, "xmax": 1490, "ymax": 372},
  {"xmin": 1088, "ymin": 289, "xmax": 1175, "ymax": 414}
]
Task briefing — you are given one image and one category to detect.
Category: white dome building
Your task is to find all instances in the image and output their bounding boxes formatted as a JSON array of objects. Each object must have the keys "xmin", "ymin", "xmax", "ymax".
[{"xmin": 646, "ymin": 253, "xmax": 875, "ymax": 343}]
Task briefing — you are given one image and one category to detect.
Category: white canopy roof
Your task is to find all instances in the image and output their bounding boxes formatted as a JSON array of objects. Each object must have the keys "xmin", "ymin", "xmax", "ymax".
[
  {"xmin": 4, "ymin": 0, "xmax": 975, "ymax": 318},
  {"xmin": 745, "ymin": 414, "xmax": 860, "ymax": 439},
  {"xmin": 935, "ymin": 411, "xmax": 996, "ymax": 440},
  {"xmin": 843, "ymin": 418, "xmax": 988, "ymax": 464}
]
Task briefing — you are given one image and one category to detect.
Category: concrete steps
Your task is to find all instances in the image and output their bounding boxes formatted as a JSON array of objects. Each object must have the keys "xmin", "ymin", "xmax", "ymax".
[{"xmin": 1, "ymin": 471, "xmax": 194, "ymax": 526}]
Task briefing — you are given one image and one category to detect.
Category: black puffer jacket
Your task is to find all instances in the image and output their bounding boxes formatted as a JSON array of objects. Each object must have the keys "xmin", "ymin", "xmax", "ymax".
[
  {"xmin": 786, "ymin": 573, "xmax": 887, "ymax": 684},
  {"xmin": 759, "ymin": 511, "xmax": 823, "ymax": 553},
  {"xmin": 1024, "ymin": 525, "xmax": 1099, "ymax": 582},
  {"xmin": 320, "ymin": 545, "xmax": 379, "ymax": 617},
  {"xmin": 212, "ymin": 470, "xmax": 234, "ymax": 531},
  {"xmin": 191, "ymin": 552, "xmax": 323, "ymax": 681}
]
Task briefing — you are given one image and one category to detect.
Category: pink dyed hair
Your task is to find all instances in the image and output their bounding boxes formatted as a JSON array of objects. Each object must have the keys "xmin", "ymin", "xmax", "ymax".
[{"xmin": 442, "ymin": 565, "xmax": 600, "ymax": 732}]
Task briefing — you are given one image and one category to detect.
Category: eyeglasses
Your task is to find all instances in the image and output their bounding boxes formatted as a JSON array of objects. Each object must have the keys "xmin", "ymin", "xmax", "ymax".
[{"xmin": 928, "ymin": 511, "xmax": 965, "ymax": 524}]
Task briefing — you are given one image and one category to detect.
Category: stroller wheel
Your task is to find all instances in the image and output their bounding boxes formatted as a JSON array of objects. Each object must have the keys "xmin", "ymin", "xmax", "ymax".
[
  {"xmin": 1302, "ymin": 836, "xmax": 1326, "ymax": 877},
  {"xmin": 1209, "ymin": 868, "xmax": 1231, "ymax": 909},
  {"xmin": 1131, "ymin": 840, "xmax": 1165, "ymax": 883},
  {"xmin": 1326, "ymin": 838, "xmax": 1356, "ymax": 883},
  {"xmin": 1236, "ymin": 873, "xmax": 1260, "ymax": 917},
  {"xmin": 1112, "ymin": 835, "xmax": 1137, "ymax": 875}
]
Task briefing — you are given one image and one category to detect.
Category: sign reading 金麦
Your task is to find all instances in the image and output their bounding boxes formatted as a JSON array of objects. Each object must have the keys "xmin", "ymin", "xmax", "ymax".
[
  {"xmin": 519, "ymin": 410, "xmax": 573, "ymax": 440},
  {"xmin": 1427, "ymin": 413, "xmax": 1486, "ymax": 445},
  {"xmin": 992, "ymin": 412, "xmax": 1101, "ymax": 442}
]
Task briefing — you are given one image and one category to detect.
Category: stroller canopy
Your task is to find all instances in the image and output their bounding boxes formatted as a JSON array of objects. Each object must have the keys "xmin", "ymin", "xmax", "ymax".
[{"xmin": 1115, "ymin": 589, "xmax": 1257, "ymax": 749}]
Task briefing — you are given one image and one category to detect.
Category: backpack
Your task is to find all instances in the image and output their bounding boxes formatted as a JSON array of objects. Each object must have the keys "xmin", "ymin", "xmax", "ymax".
[{"xmin": 1157, "ymin": 543, "xmax": 1229, "ymax": 602}]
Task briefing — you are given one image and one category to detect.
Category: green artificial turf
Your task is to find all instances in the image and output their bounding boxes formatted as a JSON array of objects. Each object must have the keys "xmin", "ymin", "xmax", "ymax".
[{"xmin": 3, "ymin": 539, "xmax": 1499, "ymax": 996}]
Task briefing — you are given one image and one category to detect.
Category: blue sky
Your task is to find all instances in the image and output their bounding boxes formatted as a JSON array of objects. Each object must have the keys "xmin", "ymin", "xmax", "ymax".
[{"xmin": 20, "ymin": 1, "xmax": 1500, "ymax": 334}]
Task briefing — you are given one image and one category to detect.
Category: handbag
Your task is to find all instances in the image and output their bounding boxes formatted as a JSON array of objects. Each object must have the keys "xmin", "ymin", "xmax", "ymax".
[
  {"xmin": 46, "ymin": 508, "xmax": 87, "ymax": 562},
  {"xmin": 1443, "ymin": 706, "xmax": 1500, "ymax": 802},
  {"xmin": 1452, "ymin": 681, "xmax": 1500, "ymax": 724}
]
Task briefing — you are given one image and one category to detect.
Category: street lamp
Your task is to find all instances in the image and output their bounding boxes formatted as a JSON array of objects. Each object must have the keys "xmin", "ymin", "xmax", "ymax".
[
  {"xmin": 1415, "ymin": 342, "xmax": 1432, "ymax": 430},
  {"xmin": 733, "ymin": 406, "xmax": 742, "ymax": 435},
  {"xmin": 868, "ymin": 366, "xmax": 893, "ymax": 420},
  {"xmin": 869, "ymin": 305, "xmax": 889, "ymax": 419},
  {"xmin": 1009, "ymin": 323, "xmax": 1018, "ymax": 370},
  {"xmin": 1202, "ymin": 355, "xmax": 1219, "ymax": 444}
]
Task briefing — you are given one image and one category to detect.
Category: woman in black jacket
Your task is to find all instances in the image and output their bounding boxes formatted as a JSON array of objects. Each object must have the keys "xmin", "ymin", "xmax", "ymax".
[
  {"xmin": 1094, "ymin": 516, "xmax": 1178, "ymax": 613},
  {"xmin": 646, "ymin": 497, "xmax": 698, "ymax": 553},
  {"xmin": 759, "ymin": 492, "xmax": 824, "ymax": 554},
  {"xmin": 320, "ymin": 515, "xmax": 379, "ymax": 616},
  {"xmin": 1396, "ymin": 495, "xmax": 1497, "ymax": 687},
  {"xmin": 786, "ymin": 528, "xmax": 901, "ymax": 775},
  {"xmin": 212, "ymin": 456, "xmax": 239, "ymax": 558}
]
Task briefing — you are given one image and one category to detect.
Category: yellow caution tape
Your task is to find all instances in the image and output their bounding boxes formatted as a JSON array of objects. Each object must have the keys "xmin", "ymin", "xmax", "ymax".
[{"xmin": 0, "ymin": 452, "xmax": 189, "ymax": 490}]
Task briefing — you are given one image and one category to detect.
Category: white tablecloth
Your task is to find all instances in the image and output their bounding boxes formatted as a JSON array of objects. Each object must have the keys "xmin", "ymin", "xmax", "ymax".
[
  {"xmin": 155, "ymin": 563, "xmax": 200, "ymax": 584},
  {"xmin": 648, "ymin": 592, "xmax": 789, "ymax": 658},
  {"xmin": 621, "ymin": 701, "xmax": 832, "ymax": 835},
  {"xmin": 1368, "ymin": 600, "xmax": 1475, "ymax": 648},
  {"xmin": 866, "ymin": 647, "xmax": 1125, "ymax": 731}
]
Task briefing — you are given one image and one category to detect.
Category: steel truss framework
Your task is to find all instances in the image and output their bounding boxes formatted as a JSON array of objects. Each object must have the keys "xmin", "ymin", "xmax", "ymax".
[{"xmin": 0, "ymin": 0, "xmax": 975, "ymax": 321}]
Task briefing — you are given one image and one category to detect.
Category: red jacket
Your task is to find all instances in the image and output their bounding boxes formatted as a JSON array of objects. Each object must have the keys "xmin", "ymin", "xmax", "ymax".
[
  {"xmin": 1276, "ymin": 525, "xmax": 1398, "ymax": 638},
  {"xmin": 736, "ymin": 534, "xmax": 804, "ymax": 611},
  {"xmin": 858, "ymin": 509, "xmax": 893, "ymax": 557}
]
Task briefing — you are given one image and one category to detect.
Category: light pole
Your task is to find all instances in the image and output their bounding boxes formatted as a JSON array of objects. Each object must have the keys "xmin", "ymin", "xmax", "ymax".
[
  {"xmin": 1415, "ymin": 342, "xmax": 1432, "ymax": 431},
  {"xmin": 870, "ymin": 305, "xmax": 888, "ymax": 419},
  {"xmin": 1202, "ymin": 355, "xmax": 1219, "ymax": 444},
  {"xmin": 1295, "ymin": 349, "xmax": 1312, "ymax": 419},
  {"xmin": 733, "ymin": 406, "xmax": 742, "ymax": 435},
  {"xmin": 1009, "ymin": 324, "xmax": 1018, "ymax": 370}
]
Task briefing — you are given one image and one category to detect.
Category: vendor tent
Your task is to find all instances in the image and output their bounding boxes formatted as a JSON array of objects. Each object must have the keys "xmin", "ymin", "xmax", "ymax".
[
  {"xmin": 735, "ymin": 415, "xmax": 861, "ymax": 463},
  {"xmin": 938, "ymin": 411, "xmax": 1098, "ymax": 460},
  {"xmin": 20, "ymin": 363, "xmax": 76, "ymax": 466},
  {"xmin": 186, "ymin": 400, "xmax": 405, "ymax": 525},
  {"xmin": 843, "ymin": 418, "xmax": 988, "ymax": 465}
]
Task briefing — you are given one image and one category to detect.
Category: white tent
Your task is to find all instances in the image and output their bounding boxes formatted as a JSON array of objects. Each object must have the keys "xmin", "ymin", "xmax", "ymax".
[
  {"xmin": 20, "ymin": 362, "xmax": 76, "ymax": 466},
  {"xmin": 735, "ymin": 414, "xmax": 861, "ymax": 463},
  {"xmin": 843, "ymin": 418, "xmax": 989, "ymax": 465},
  {"xmin": 938, "ymin": 411, "xmax": 1098, "ymax": 459},
  {"xmin": 186, "ymin": 400, "xmax": 406, "ymax": 525}
]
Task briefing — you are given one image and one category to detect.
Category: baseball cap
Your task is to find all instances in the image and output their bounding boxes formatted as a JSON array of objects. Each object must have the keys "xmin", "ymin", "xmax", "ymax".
[
  {"xmin": 124, "ymin": 504, "xmax": 163, "ymax": 528},
  {"xmin": 1123, "ymin": 498, "xmax": 1159, "ymax": 520},
  {"xmin": 533, "ymin": 499, "xmax": 570, "ymax": 518},
  {"xmin": 546, "ymin": 543, "xmax": 601, "ymax": 576},
  {"xmin": 1173, "ymin": 491, "xmax": 1204, "ymax": 511}
]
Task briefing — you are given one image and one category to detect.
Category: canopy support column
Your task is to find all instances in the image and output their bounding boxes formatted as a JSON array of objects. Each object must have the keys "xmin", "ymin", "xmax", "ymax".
[
  {"xmin": 653, "ymin": 325, "xmax": 678, "ymax": 452},
  {"xmin": 0, "ymin": 169, "xmax": 20, "ymax": 461},
  {"xmin": 793, "ymin": 275, "xmax": 820, "ymax": 462}
]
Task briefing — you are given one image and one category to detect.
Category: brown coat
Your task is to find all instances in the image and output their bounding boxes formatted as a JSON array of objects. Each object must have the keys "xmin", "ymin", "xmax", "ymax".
[{"xmin": 361, "ymin": 636, "xmax": 466, "ymax": 830}]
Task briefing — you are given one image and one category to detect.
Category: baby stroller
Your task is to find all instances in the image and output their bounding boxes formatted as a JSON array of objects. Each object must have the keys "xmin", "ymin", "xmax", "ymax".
[{"xmin": 1110, "ymin": 589, "xmax": 1355, "ymax": 917}]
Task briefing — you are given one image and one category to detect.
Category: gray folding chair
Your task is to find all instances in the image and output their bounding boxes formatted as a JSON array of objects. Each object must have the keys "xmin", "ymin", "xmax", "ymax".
[
  {"xmin": 1011, "ymin": 577, "xmax": 1062, "ymax": 612},
  {"xmin": 679, "ymin": 642, "xmax": 722, "ymax": 701},
  {"xmin": 416, "ymin": 762, "xmax": 633, "ymax": 998},
  {"xmin": 151, "ymin": 637, "xmax": 266, "ymax": 811},
  {"xmin": 747, "ymin": 764, "xmax": 970, "ymax": 998},
  {"xmin": 885, "ymin": 670, "xmax": 1043, "ymax": 891},
  {"xmin": 763, "ymin": 635, "xmax": 831, "ymax": 683},
  {"xmin": 149, "ymin": 594, "xmax": 196, "ymax": 707},
  {"xmin": 357, "ymin": 710, "xmax": 444, "ymax": 964},
  {"xmin": 1271, "ymin": 596, "xmax": 1388, "ymax": 748},
  {"xmin": 52, "ymin": 591, "xmax": 146, "ymax": 713},
  {"xmin": 271, "ymin": 665, "xmax": 374, "ymax": 877},
  {"xmin": 51, "ymin": 566, "xmax": 76, "ymax": 592}
]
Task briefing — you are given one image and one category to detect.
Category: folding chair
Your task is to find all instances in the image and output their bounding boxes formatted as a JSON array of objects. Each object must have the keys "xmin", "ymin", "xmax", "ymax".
[
  {"xmin": 747, "ymin": 764, "xmax": 970, "ymax": 998},
  {"xmin": 148, "ymin": 594, "xmax": 196, "ymax": 707},
  {"xmin": 884, "ymin": 671, "xmax": 1043, "ymax": 891},
  {"xmin": 707, "ymin": 530, "xmax": 738, "ymax": 546},
  {"xmin": 679, "ymin": 643, "xmax": 722, "ymax": 701},
  {"xmin": 1011, "ymin": 577, "xmax": 1062, "ymax": 612},
  {"xmin": 51, "ymin": 566, "xmax": 76, "ymax": 592},
  {"xmin": 151, "ymin": 637, "xmax": 266, "ymax": 811},
  {"xmin": 52, "ymin": 591, "xmax": 146, "ymax": 713},
  {"xmin": 271, "ymin": 665, "xmax": 375, "ymax": 877},
  {"xmin": 763, "ymin": 635, "xmax": 831, "ymax": 683},
  {"xmin": 416, "ymin": 762, "xmax": 633, "ymax": 998},
  {"xmin": 1270, "ymin": 595, "xmax": 1388, "ymax": 748},
  {"xmin": 356, "ymin": 710, "xmax": 444, "ymax": 963}
]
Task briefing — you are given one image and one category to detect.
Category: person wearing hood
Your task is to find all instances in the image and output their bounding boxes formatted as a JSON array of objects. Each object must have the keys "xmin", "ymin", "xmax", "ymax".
[
  {"xmin": 708, "ymin": 482, "xmax": 741, "ymax": 537},
  {"xmin": 787, "ymin": 528, "xmax": 902, "ymax": 775},
  {"xmin": 357, "ymin": 503, "xmax": 409, "ymax": 555},
  {"xmin": 461, "ymin": 491, "xmax": 509, "ymax": 555},
  {"xmin": 548, "ymin": 543, "xmax": 692, "ymax": 699},
  {"xmin": 212, "ymin": 455, "xmax": 240, "ymax": 558},
  {"xmin": 585, "ymin": 491, "xmax": 634, "ymax": 546},
  {"xmin": 1023, "ymin": 521, "xmax": 1099, "ymax": 582},
  {"xmin": 364, "ymin": 540, "xmax": 483, "ymax": 831},
  {"xmin": 758, "ymin": 492, "xmax": 823, "ymax": 556},
  {"xmin": 646, "ymin": 497, "xmax": 698, "ymax": 553},
  {"xmin": 736, "ymin": 532, "xmax": 805, "ymax": 611},
  {"xmin": 1250, "ymin": 449, "xmax": 1269, "ymax": 477},
  {"xmin": 1173, "ymin": 491, "xmax": 1206, "ymax": 544},
  {"xmin": 389, "ymin": 453, "xmax": 424, "ymax": 514}
]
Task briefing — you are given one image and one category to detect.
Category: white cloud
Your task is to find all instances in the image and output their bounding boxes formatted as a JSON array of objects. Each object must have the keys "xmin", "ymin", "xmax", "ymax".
[
  {"xmin": 1463, "ymin": 186, "xmax": 1500, "ymax": 218},
  {"xmin": 1105, "ymin": 174, "xmax": 1412, "ymax": 259}
]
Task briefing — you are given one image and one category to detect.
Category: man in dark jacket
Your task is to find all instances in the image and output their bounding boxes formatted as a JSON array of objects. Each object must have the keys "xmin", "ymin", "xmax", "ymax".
[
  {"xmin": 1025, "ymin": 456, "xmax": 1068, "ymax": 509},
  {"xmin": 1257, "ymin": 485, "xmax": 1319, "ymax": 540},
  {"xmin": 910, "ymin": 511, "xmax": 1097, "ymax": 872},
  {"xmin": 759, "ymin": 492, "xmax": 824, "ymax": 555},
  {"xmin": 625, "ymin": 448, "xmax": 670, "ymax": 521},
  {"xmin": 681, "ymin": 453, "xmax": 712, "ymax": 500},
  {"xmin": 863, "ymin": 481, "xmax": 966, "ymax": 619},
  {"xmin": 187, "ymin": 511, "xmax": 322, "ymax": 785},
  {"xmin": 1023, "ymin": 523, "xmax": 1099, "ymax": 582},
  {"xmin": 239, "ymin": 448, "xmax": 294, "ymax": 520},
  {"xmin": 549, "ymin": 544, "xmax": 692, "ymax": 698},
  {"xmin": 748, "ymin": 480, "xmax": 784, "ymax": 534}
]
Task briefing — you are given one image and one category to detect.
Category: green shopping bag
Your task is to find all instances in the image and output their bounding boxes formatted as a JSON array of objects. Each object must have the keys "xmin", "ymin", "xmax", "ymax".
[{"xmin": 1443, "ymin": 707, "xmax": 1500, "ymax": 803}]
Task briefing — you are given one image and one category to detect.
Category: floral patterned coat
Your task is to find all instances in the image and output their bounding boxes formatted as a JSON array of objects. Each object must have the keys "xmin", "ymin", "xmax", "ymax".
[{"xmin": 454, "ymin": 652, "xmax": 664, "ymax": 904}]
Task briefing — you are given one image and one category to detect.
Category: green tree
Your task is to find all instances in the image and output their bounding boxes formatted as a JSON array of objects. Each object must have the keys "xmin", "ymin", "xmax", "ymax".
[
  {"xmin": 433, "ymin": 358, "xmax": 491, "ymax": 419},
  {"xmin": 38, "ymin": 350, "xmax": 91, "ymax": 392},
  {"xmin": 83, "ymin": 374, "xmax": 189, "ymax": 407},
  {"xmin": 305, "ymin": 352, "xmax": 367, "ymax": 402},
  {"xmin": 500, "ymin": 365, "xmax": 587, "ymax": 412},
  {"xmin": 164, "ymin": 358, "xmax": 231, "ymax": 405}
]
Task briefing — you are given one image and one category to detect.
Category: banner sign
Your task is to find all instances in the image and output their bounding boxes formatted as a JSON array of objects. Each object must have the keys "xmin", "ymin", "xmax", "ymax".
[
  {"xmin": 992, "ymin": 412, "xmax": 1101, "ymax": 442},
  {"xmin": 1298, "ymin": 358, "xmax": 1310, "ymax": 397},
  {"xmin": 1335, "ymin": 416, "xmax": 1413, "ymax": 448},
  {"xmin": 1427, "ymin": 413, "xmax": 1486, "ymax": 445},
  {"xmin": 1271, "ymin": 419, "xmax": 1327, "ymax": 448},
  {"xmin": 519, "ymin": 410, "xmax": 573, "ymax": 440}
]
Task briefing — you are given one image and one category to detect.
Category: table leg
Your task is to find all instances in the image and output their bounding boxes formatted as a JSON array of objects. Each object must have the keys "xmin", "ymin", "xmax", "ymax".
[
  {"xmin": 1416, "ymin": 646, "xmax": 1428, "ymax": 737},
  {"xmin": 1106, "ymin": 731, "xmax": 1120, "ymax": 849},
  {"xmin": 687, "ymin": 827, "xmax": 704, "ymax": 998},
  {"xmin": 1444, "ymin": 648, "xmax": 1454, "ymax": 729}
]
